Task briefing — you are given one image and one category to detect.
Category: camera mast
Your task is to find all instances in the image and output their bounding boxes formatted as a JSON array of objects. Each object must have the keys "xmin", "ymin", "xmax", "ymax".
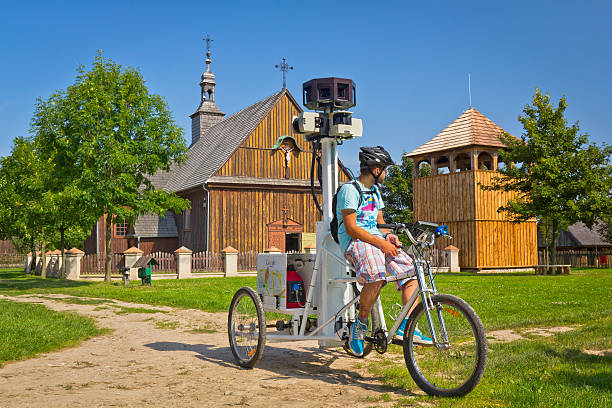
[{"xmin": 275, "ymin": 58, "xmax": 293, "ymax": 89}]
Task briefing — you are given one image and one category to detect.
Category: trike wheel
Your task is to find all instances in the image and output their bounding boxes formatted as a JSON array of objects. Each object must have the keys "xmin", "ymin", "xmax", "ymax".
[
  {"xmin": 228, "ymin": 287, "xmax": 266, "ymax": 368},
  {"xmin": 403, "ymin": 294, "xmax": 487, "ymax": 397}
]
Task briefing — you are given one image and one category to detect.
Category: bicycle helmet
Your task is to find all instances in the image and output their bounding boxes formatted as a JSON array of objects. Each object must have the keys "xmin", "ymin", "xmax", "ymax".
[
  {"xmin": 359, "ymin": 146, "xmax": 394, "ymax": 168},
  {"xmin": 359, "ymin": 146, "xmax": 394, "ymax": 185}
]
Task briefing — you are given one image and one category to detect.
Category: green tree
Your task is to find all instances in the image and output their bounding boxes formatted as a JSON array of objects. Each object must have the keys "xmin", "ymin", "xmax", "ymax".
[
  {"xmin": 485, "ymin": 89, "xmax": 612, "ymax": 264},
  {"xmin": 381, "ymin": 154, "xmax": 415, "ymax": 224},
  {"xmin": 597, "ymin": 216, "xmax": 612, "ymax": 244},
  {"xmin": 31, "ymin": 92, "xmax": 101, "ymax": 278},
  {"xmin": 0, "ymin": 137, "xmax": 54, "ymax": 276},
  {"xmin": 33, "ymin": 52, "xmax": 189, "ymax": 281}
]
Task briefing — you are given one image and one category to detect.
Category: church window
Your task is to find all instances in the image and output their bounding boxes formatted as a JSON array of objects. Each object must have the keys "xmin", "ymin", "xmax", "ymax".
[{"xmin": 115, "ymin": 220, "xmax": 129, "ymax": 237}]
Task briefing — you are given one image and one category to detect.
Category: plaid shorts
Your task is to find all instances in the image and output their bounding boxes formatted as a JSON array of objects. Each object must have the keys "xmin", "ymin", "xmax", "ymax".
[{"xmin": 345, "ymin": 240, "xmax": 416, "ymax": 291}]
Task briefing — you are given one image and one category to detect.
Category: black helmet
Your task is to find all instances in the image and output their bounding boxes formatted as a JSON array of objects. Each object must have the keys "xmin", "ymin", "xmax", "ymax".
[{"xmin": 359, "ymin": 146, "xmax": 394, "ymax": 168}]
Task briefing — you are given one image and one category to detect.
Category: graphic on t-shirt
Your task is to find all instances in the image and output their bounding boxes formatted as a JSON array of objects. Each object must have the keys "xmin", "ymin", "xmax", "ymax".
[{"xmin": 357, "ymin": 193, "xmax": 379, "ymax": 229}]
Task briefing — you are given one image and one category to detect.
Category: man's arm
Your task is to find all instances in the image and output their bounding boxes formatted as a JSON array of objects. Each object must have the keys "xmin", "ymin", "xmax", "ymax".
[
  {"xmin": 376, "ymin": 211, "xmax": 403, "ymax": 248},
  {"xmin": 342, "ymin": 209, "xmax": 399, "ymax": 257}
]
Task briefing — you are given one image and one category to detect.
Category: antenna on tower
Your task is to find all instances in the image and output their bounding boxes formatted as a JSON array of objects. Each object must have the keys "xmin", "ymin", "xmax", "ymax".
[
  {"xmin": 468, "ymin": 73, "xmax": 472, "ymax": 108},
  {"xmin": 275, "ymin": 57, "xmax": 293, "ymax": 89}
]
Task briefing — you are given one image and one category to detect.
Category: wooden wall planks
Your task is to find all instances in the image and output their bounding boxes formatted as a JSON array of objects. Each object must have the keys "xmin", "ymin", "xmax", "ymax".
[
  {"xmin": 413, "ymin": 170, "xmax": 537, "ymax": 269},
  {"xmin": 207, "ymin": 187, "xmax": 322, "ymax": 253}
]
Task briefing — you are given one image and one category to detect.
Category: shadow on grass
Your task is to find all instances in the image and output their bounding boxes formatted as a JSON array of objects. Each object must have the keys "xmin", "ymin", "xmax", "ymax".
[
  {"xmin": 0, "ymin": 270, "xmax": 95, "ymax": 292},
  {"xmin": 542, "ymin": 347, "xmax": 612, "ymax": 392},
  {"xmin": 145, "ymin": 341, "xmax": 414, "ymax": 395}
]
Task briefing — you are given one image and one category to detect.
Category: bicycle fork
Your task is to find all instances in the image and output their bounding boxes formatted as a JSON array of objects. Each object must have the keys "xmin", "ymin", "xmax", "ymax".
[{"xmin": 415, "ymin": 261, "xmax": 450, "ymax": 346}]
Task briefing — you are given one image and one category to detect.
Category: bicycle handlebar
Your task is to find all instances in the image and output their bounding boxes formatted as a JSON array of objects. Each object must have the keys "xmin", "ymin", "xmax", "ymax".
[{"xmin": 377, "ymin": 222, "xmax": 452, "ymax": 246}]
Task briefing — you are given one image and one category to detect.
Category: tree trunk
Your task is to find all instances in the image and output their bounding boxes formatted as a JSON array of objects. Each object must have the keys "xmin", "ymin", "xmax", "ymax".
[
  {"xmin": 60, "ymin": 226, "xmax": 66, "ymax": 279},
  {"xmin": 41, "ymin": 235, "xmax": 47, "ymax": 279},
  {"xmin": 550, "ymin": 218, "xmax": 559, "ymax": 266},
  {"xmin": 105, "ymin": 213, "xmax": 113, "ymax": 282},
  {"xmin": 29, "ymin": 236, "xmax": 36, "ymax": 274}
]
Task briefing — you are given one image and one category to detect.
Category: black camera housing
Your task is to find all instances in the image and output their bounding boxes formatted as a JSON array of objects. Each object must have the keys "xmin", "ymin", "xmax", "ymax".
[{"xmin": 302, "ymin": 77, "xmax": 356, "ymax": 110}]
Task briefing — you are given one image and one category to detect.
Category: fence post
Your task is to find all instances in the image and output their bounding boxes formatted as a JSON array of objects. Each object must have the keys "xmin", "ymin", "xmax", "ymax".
[
  {"xmin": 51, "ymin": 250, "xmax": 62, "ymax": 278},
  {"xmin": 444, "ymin": 245, "xmax": 460, "ymax": 272},
  {"xmin": 24, "ymin": 253, "xmax": 32, "ymax": 273},
  {"xmin": 174, "ymin": 246, "xmax": 192, "ymax": 279},
  {"xmin": 222, "ymin": 246, "xmax": 239, "ymax": 277},
  {"xmin": 123, "ymin": 247, "xmax": 144, "ymax": 281},
  {"xmin": 65, "ymin": 248, "xmax": 84, "ymax": 280}
]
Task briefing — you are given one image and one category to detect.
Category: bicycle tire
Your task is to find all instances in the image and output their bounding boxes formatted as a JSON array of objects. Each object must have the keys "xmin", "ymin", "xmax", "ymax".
[
  {"xmin": 228, "ymin": 287, "xmax": 266, "ymax": 368},
  {"xmin": 403, "ymin": 294, "xmax": 487, "ymax": 397}
]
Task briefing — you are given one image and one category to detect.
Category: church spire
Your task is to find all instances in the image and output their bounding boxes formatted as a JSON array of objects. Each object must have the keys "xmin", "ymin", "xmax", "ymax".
[
  {"xmin": 190, "ymin": 35, "xmax": 225, "ymax": 146},
  {"xmin": 200, "ymin": 35, "xmax": 216, "ymax": 102}
]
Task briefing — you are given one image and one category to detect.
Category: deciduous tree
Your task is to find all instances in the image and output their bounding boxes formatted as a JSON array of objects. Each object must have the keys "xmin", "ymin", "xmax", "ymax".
[
  {"xmin": 34, "ymin": 52, "xmax": 189, "ymax": 281},
  {"xmin": 485, "ymin": 89, "xmax": 612, "ymax": 264}
]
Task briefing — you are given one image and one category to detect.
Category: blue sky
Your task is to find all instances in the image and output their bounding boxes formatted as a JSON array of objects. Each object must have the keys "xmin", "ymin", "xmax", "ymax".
[{"xmin": 1, "ymin": 0, "xmax": 611, "ymax": 171}]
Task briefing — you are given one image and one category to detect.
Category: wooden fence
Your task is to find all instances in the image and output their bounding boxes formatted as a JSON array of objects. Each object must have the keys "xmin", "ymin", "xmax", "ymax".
[
  {"xmin": 149, "ymin": 251, "xmax": 176, "ymax": 274},
  {"xmin": 0, "ymin": 253, "xmax": 23, "ymax": 266},
  {"xmin": 426, "ymin": 248, "xmax": 450, "ymax": 268},
  {"xmin": 238, "ymin": 250, "xmax": 257, "ymax": 271},
  {"xmin": 192, "ymin": 251, "xmax": 223, "ymax": 273},
  {"xmin": 538, "ymin": 249, "xmax": 612, "ymax": 268},
  {"xmin": 80, "ymin": 253, "xmax": 124, "ymax": 275}
]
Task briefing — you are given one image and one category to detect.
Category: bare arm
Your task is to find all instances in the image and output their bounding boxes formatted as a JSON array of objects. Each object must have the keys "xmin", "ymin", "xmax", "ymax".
[{"xmin": 342, "ymin": 209, "xmax": 399, "ymax": 257}]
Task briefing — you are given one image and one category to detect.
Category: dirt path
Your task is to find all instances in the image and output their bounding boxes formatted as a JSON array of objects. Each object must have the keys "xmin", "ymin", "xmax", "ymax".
[{"xmin": 0, "ymin": 294, "xmax": 416, "ymax": 408}]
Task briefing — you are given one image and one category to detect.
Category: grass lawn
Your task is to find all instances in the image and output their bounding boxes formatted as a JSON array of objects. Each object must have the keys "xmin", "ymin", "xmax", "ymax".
[
  {"xmin": 0, "ymin": 267, "xmax": 610, "ymax": 407},
  {"xmin": 0, "ymin": 299, "xmax": 105, "ymax": 367}
]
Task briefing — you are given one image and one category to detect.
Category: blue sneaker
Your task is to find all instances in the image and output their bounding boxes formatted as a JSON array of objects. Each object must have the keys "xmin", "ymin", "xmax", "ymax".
[
  {"xmin": 348, "ymin": 319, "xmax": 368, "ymax": 356},
  {"xmin": 413, "ymin": 325, "xmax": 433, "ymax": 345},
  {"xmin": 396, "ymin": 318, "xmax": 408, "ymax": 337},
  {"xmin": 395, "ymin": 320, "xmax": 433, "ymax": 345}
]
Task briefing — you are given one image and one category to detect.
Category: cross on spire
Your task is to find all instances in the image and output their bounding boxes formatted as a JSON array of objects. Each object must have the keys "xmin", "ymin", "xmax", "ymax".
[
  {"xmin": 275, "ymin": 57, "xmax": 293, "ymax": 89},
  {"xmin": 203, "ymin": 34, "xmax": 213, "ymax": 52}
]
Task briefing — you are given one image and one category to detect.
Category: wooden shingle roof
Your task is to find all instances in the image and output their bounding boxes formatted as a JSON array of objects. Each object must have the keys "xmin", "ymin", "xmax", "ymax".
[
  {"xmin": 407, "ymin": 108, "xmax": 512, "ymax": 157},
  {"xmin": 165, "ymin": 90, "xmax": 286, "ymax": 193}
]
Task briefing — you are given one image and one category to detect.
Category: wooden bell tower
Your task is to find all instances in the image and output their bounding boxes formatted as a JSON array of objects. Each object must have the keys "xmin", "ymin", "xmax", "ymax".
[{"xmin": 406, "ymin": 108, "xmax": 537, "ymax": 271}]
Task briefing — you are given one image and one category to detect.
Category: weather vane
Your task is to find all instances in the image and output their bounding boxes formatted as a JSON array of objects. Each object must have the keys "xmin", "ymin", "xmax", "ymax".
[
  {"xmin": 203, "ymin": 34, "xmax": 213, "ymax": 52},
  {"xmin": 275, "ymin": 57, "xmax": 293, "ymax": 89}
]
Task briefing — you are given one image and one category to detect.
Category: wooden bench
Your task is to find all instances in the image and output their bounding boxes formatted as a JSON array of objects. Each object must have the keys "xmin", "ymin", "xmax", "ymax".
[{"xmin": 534, "ymin": 265, "xmax": 571, "ymax": 275}]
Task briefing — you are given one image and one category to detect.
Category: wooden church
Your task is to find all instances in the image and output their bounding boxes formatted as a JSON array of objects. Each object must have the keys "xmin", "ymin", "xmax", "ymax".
[
  {"xmin": 85, "ymin": 48, "xmax": 349, "ymax": 255},
  {"xmin": 406, "ymin": 108, "xmax": 537, "ymax": 271}
]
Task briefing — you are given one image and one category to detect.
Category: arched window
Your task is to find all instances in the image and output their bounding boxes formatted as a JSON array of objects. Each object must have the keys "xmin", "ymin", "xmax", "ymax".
[
  {"xmin": 478, "ymin": 152, "xmax": 493, "ymax": 170},
  {"xmin": 418, "ymin": 160, "xmax": 432, "ymax": 177},
  {"xmin": 455, "ymin": 153, "xmax": 471, "ymax": 172},
  {"xmin": 436, "ymin": 155, "xmax": 450, "ymax": 174}
]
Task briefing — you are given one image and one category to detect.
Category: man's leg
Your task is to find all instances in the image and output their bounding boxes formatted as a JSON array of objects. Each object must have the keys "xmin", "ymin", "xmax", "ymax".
[{"xmin": 358, "ymin": 281, "xmax": 384, "ymax": 320}]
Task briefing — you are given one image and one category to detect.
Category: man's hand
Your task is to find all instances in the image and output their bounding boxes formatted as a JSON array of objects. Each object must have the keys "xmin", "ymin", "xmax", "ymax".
[
  {"xmin": 386, "ymin": 233, "xmax": 402, "ymax": 247},
  {"xmin": 379, "ymin": 238, "xmax": 399, "ymax": 257}
]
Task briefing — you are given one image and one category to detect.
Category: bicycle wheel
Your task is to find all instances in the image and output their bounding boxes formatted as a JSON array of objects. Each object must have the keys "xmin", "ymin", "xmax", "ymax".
[
  {"xmin": 228, "ymin": 287, "xmax": 266, "ymax": 368},
  {"xmin": 403, "ymin": 294, "xmax": 487, "ymax": 397}
]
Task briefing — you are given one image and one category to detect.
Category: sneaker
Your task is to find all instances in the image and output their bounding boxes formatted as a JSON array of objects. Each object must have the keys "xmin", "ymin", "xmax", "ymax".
[
  {"xmin": 413, "ymin": 325, "xmax": 433, "ymax": 345},
  {"xmin": 395, "ymin": 320, "xmax": 433, "ymax": 345},
  {"xmin": 396, "ymin": 318, "xmax": 408, "ymax": 337},
  {"xmin": 348, "ymin": 319, "xmax": 368, "ymax": 356}
]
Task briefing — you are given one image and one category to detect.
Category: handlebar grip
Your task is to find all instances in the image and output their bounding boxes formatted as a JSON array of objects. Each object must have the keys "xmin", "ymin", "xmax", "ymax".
[{"xmin": 377, "ymin": 223, "xmax": 406, "ymax": 230}]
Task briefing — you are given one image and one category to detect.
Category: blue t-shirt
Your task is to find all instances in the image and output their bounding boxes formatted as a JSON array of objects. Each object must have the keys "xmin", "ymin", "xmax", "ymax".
[{"xmin": 336, "ymin": 181, "xmax": 385, "ymax": 253}]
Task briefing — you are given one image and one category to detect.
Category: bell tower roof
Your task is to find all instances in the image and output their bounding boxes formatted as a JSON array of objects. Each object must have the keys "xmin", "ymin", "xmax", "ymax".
[{"xmin": 406, "ymin": 108, "xmax": 514, "ymax": 158}]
